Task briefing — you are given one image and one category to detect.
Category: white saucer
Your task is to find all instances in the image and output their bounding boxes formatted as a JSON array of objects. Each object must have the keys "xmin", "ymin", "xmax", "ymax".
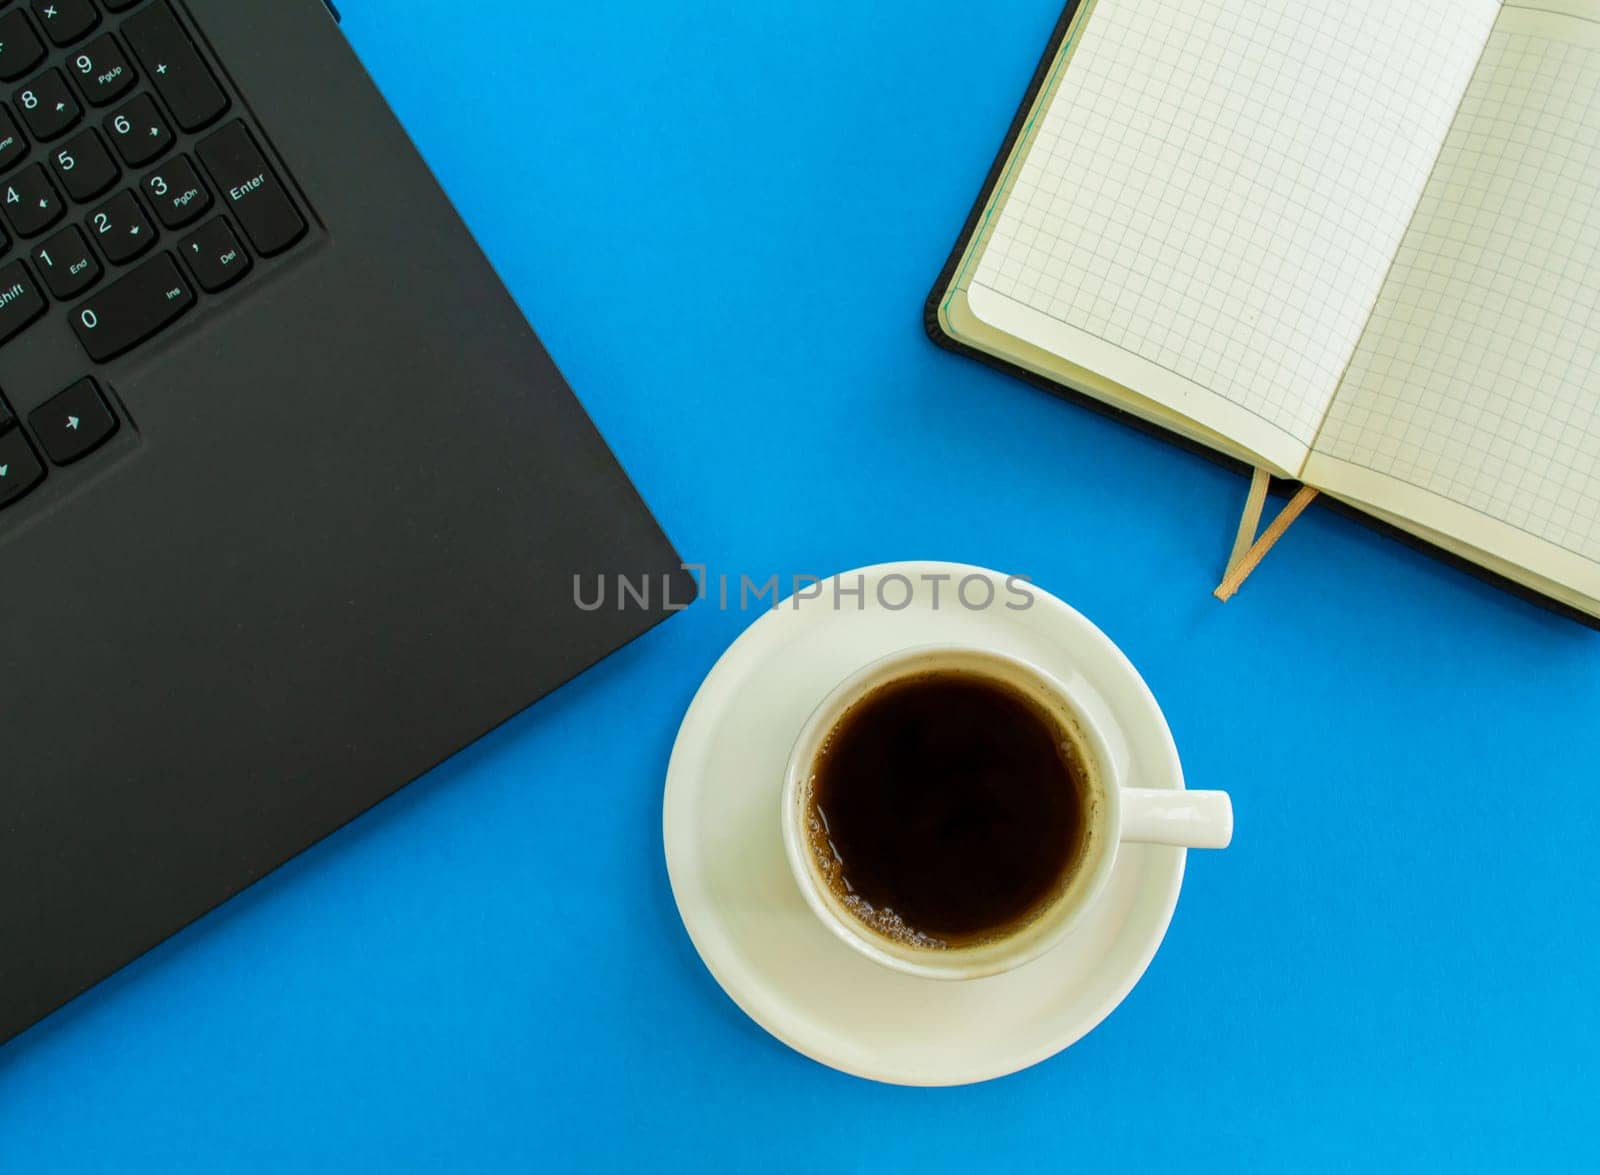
[{"xmin": 662, "ymin": 562, "xmax": 1187, "ymax": 1086}]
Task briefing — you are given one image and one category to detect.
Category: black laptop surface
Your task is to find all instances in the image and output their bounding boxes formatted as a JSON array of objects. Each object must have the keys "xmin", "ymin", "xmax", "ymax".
[{"xmin": 0, "ymin": 0, "xmax": 686, "ymax": 1044}]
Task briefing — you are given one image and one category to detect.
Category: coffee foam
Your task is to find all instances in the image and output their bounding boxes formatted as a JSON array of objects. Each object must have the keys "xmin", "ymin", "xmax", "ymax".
[{"xmin": 804, "ymin": 802, "xmax": 949, "ymax": 950}]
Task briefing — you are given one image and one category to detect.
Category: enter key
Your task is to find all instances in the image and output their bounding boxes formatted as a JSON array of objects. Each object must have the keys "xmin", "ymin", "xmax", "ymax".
[{"xmin": 196, "ymin": 120, "xmax": 305, "ymax": 257}]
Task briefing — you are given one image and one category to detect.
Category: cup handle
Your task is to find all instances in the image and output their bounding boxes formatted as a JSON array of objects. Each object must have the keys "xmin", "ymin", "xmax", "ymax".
[{"xmin": 1120, "ymin": 788, "xmax": 1233, "ymax": 849}]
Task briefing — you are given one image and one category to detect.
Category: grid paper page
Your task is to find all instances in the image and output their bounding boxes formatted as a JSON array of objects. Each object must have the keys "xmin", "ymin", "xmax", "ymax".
[
  {"xmin": 972, "ymin": 0, "xmax": 1498, "ymax": 452},
  {"xmin": 1315, "ymin": 17, "xmax": 1600, "ymax": 564}
]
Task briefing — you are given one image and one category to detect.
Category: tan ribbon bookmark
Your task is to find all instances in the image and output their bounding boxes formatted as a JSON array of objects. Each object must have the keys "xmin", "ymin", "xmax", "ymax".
[{"xmin": 1214, "ymin": 468, "xmax": 1319, "ymax": 602}]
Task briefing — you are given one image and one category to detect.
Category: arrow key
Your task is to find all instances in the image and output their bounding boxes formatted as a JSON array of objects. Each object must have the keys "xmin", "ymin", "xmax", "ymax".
[
  {"xmin": 87, "ymin": 188, "xmax": 155, "ymax": 264},
  {"xmin": 0, "ymin": 423, "xmax": 46, "ymax": 508},
  {"xmin": 29, "ymin": 377, "xmax": 116, "ymax": 465},
  {"xmin": 14, "ymin": 68, "xmax": 83, "ymax": 141},
  {"xmin": 104, "ymin": 93, "xmax": 171, "ymax": 167},
  {"xmin": 2, "ymin": 164, "xmax": 65, "ymax": 238}
]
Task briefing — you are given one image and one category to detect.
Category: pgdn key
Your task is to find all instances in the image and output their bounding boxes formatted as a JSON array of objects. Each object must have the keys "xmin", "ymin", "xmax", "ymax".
[{"xmin": 72, "ymin": 252, "xmax": 195, "ymax": 362}]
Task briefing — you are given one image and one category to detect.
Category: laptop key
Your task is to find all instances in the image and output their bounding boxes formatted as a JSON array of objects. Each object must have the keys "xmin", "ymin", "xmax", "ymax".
[
  {"xmin": 197, "ymin": 121, "xmax": 304, "ymax": 256},
  {"xmin": 2, "ymin": 163, "xmax": 63, "ymax": 236},
  {"xmin": 0, "ymin": 10, "xmax": 46, "ymax": 83},
  {"xmin": 123, "ymin": 3, "xmax": 227, "ymax": 131},
  {"xmin": 87, "ymin": 188, "xmax": 153, "ymax": 263},
  {"xmin": 180, "ymin": 216, "xmax": 250, "ymax": 292},
  {"xmin": 142, "ymin": 152, "xmax": 208, "ymax": 227},
  {"xmin": 0, "ymin": 104, "xmax": 27, "ymax": 173},
  {"xmin": 16, "ymin": 68, "xmax": 82, "ymax": 141},
  {"xmin": 104, "ymin": 92, "xmax": 170, "ymax": 166},
  {"xmin": 0, "ymin": 257, "xmax": 45, "ymax": 342},
  {"xmin": 29, "ymin": 377, "xmax": 116, "ymax": 464},
  {"xmin": 69, "ymin": 33, "xmax": 136, "ymax": 107},
  {"xmin": 0, "ymin": 422, "xmax": 46, "ymax": 509},
  {"xmin": 33, "ymin": 223, "xmax": 99, "ymax": 298},
  {"xmin": 30, "ymin": 0, "xmax": 99, "ymax": 48},
  {"xmin": 51, "ymin": 126, "xmax": 117, "ymax": 200},
  {"xmin": 70, "ymin": 250, "xmax": 194, "ymax": 361}
]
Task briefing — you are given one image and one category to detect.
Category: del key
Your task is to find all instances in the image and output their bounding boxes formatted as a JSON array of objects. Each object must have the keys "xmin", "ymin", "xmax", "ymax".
[{"xmin": 72, "ymin": 251, "xmax": 195, "ymax": 361}]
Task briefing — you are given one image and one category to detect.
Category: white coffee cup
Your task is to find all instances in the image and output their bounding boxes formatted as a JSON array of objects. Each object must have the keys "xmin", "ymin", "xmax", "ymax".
[{"xmin": 781, "ymin": 644, "xmax": 1232, "ymax": 980}]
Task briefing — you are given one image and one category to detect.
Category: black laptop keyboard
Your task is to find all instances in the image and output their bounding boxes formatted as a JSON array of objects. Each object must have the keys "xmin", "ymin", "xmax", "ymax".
[{"xmin": 0, "ymin": 0, "xmax": 307, "ymax": 513}]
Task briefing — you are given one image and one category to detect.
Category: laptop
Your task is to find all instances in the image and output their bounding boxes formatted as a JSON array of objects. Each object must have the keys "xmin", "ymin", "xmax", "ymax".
[{"xmin": 0, "ymin": 0, "xmax": 687, "ymax": 1045}]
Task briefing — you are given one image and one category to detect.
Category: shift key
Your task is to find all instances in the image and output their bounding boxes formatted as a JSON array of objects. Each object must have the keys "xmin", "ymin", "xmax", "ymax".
[
  {"xmin": 0, "ymin": 260, "xmax": 47, "ymax": 345},
  {"xmin": 72, "ymin": 252, "xmax": 195, "ymax": 362},
  {"xmin": 197, "ymin": 121, "xmax": 305, "ymax": 257}
]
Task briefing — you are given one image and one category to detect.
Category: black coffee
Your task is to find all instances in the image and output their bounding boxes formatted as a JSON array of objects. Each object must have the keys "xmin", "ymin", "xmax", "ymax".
[{"xmin": 807, "ymin": 670, "xmax": 1091, "ymax": 949}]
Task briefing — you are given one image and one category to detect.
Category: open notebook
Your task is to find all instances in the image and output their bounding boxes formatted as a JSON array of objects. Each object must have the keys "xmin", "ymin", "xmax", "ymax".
[{"xmin": 930, "ymin": 0, "xmax": 1600, "ymax": 621}]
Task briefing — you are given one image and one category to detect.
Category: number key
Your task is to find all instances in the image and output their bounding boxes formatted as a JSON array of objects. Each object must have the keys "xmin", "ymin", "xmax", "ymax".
[
  {"xmin": 70, "ymin": 33, "xmax": 136, "ymax": 107},
  {"xmin": 143, "ymin": 153, "xmax": 209, "ymax": 228},
  {"xmin": 15, "ymin": 69, "xmax": 82, "ymax": 141},
  {"xmin": 70, "ymin": 251, "xmax": 195, "ymax": 362},
  {"xmin": 86, "ymin": 188, "xmax": 154, "ymax": 263},
  {"xmin": 51, "ymin": 127, "xmax": 117, "ymax": 201},
  {"xmin": 32, "ymin": 223, "xmax": 100, "ymax": 298},
  {"xmin": 2, "ymin": 163, "xmax": 64, "ymax": 237},
  {"xmin": 104, "ymin": 93, "xmax": 170, "ymax": 167}
]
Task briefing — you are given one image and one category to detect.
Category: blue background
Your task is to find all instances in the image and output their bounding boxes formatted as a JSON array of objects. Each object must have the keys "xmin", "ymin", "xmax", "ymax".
[{"xmin": 4, "ymin": 1, "xmax": 1599, "ymax": 1169}]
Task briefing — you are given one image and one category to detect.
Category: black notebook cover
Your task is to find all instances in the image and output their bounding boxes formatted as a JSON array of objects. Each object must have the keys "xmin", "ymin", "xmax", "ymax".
[{"xmin": 923, "ymin": 0, "xmax": 1598, "ymax": 630}]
